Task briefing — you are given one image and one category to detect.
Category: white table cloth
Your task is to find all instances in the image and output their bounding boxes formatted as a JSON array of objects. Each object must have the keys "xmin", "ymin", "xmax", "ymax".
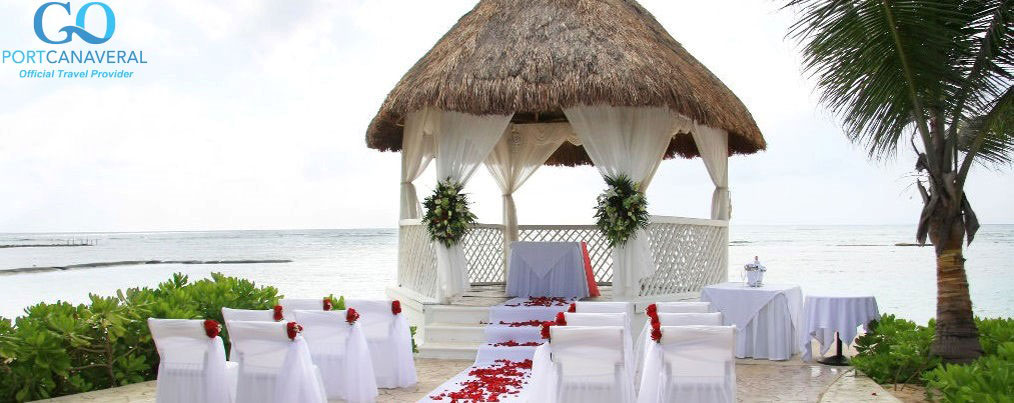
[
  {"xmin": 801, "ymin": 295, "xmax": 880, "ymax": 361},
  {"xmin": 700, "ymin": 282, "xmax": 803, "ymax": 360},
  {"xmin": 506, "ymin": 242, "xmax": 589, "ymax": 298}
]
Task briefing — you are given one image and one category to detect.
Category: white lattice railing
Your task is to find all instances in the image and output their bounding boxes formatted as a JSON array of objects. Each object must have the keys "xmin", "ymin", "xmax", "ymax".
[
  {"xmin": 641, "ymin": 216, "xmax": 728, "ymax": 296},
  {"xmin": 397, "ymin": 216, "xmax": 728, "ymax": 299}
]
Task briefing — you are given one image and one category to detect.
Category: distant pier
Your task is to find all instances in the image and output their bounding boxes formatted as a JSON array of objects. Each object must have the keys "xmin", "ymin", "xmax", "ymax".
[{"xmin": 0, "ymin": 239, "xmax": 98, "ymax": 248}]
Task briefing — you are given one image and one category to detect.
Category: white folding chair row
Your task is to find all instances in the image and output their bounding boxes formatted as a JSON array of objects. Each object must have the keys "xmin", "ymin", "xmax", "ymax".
[{"xmin": 148, "ymin": 319, "xmax": 237, "ymax": 403}]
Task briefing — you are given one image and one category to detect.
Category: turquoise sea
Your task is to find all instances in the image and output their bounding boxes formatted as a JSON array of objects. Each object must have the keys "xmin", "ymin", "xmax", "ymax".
[{"xmin": 1, "ymin": 225, "xmax": 1011, "ymax": 323}]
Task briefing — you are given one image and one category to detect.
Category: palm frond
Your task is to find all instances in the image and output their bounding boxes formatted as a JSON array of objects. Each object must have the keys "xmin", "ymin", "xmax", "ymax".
[
  {"xmin": 785, "ymin": 0, "xmax": 967, "ymax": 158},
  {"xmin": 958, "ymin": 86, "xmax": 1014, "ymax": 167}
]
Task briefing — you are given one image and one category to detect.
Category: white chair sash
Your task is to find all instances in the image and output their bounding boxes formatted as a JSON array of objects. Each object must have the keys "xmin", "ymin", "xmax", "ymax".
[
  {"xmin": 637, "ymin": 326, "xmax": 736, "ymax": 403},
  {"xmin": 634, "ymin": 312, "xmax": 725, "ymax": 386},
  {"xmin": 548, "ymin": 326, "xmax": 636, "ymax": 403},
  {"xmin": 228, "ymin": 321, "xmax": 327, "ymax": 403},
  {"xmin": 148, "ymin": 319, "xmax": 235, "ymax": 403},
  {"xmin": 293, "ymin": 310, "xmax": 378, "ymax": 402},
  {"xmin": 346, "ymin": 299, "xmax": 418, "ymax": 388}
]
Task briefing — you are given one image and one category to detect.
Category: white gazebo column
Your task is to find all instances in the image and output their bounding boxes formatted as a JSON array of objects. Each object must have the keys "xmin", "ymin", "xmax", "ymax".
[
  {"xmin": 433, "ymin": 110, "xmax": 513, "ymax": 303},
  {"xmin": 691, "ymin": 125, "xmax": 731, "ymax": 220},
  {"xmin": 563, "ymin": 105, "xmax": 689, "ymax": 299},
  {"xmin": 399, "ymin": 108, "xmax": 437, "ymax": 219},
  {"xmin": 484, "ymin": 123, "xmax": 570, "ymax": 270}
]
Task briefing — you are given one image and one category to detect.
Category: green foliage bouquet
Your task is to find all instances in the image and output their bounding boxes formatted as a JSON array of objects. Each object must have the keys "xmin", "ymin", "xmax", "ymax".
[
  {"xmin": 423, "ymin": 178, "xmax": 477, "ymax": 247},
  {"xmin": 594, "ymin": 174, "xmax": 649, "ymax": 247}
]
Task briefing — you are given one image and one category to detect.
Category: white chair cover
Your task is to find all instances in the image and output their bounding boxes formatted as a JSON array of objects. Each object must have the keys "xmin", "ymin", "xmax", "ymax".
[
  {"xmin": 279, "ymin": 298, "xmax": 326, "ymax": 318},
  {"xmin": 656, "ymin": 301, "xmax": 712, "ymax": 313},
  {"xmin": 221, "ymin": 307, "xmax": 277, "ymax": 359},
  {"xmin": 345, "ymin": 299, "xmax": 418, "ymax": 388},
  {"xmin": 633, "ymin": 313, "xmax": 724, "ymax": 386},
  {"xmin": 637, "ymin": 326, "xmax": 736, "ymax": 403},
  {"xmin": 528, "ymin": 326, "xmax": 635, "ymax": 403},
  {"xmin": 148, "ymin": 319, "xmax": 236, "ymax": 403},
  {"xmin": 575, "ymin": 301, "xmax": 635, "ymax": 317},
  {"xmin": 228, "ymin": 321, "xmax": 327, "ymax": 403},
  {"xmin": 293, "ymin": 310, "xmax": 379, "ymax": 402}
]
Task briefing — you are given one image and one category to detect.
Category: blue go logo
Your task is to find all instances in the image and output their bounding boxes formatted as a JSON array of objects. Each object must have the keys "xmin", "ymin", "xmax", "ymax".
[{"xmin": 34, "ymin": 2, "xmax": 115, "ymax": 45}]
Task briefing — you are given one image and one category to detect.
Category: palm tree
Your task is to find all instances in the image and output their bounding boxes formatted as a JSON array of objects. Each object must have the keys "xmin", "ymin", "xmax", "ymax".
[{"xmin": 783, "ymin": 0, "xmax": 1012, "ymax": 363}]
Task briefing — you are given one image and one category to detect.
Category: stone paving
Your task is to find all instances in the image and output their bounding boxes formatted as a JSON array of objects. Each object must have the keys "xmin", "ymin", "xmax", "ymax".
[{"xmin": 40, "ymin": 356, "xmax": 895, "ymax": 403}]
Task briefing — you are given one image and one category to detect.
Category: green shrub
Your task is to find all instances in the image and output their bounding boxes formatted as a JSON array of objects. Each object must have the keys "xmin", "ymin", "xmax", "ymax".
[
  {"xmin": 852, "ymin": 314, "xmax": 940, "ymax": 385},
  {"xmin": 0, "ymin": 273, "xmax": 281, "ymax": 402},
  {"xmin": 925, "ymin": 342, "xmax": 1014, "ymax": 403},
  {"xmin": 977, "ymin": 317, "xmax": 1014, "ymax": 357}
]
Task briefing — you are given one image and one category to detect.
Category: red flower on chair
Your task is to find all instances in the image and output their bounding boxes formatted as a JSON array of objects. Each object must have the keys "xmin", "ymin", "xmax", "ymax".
[
  {"xmin": 322, "ymin": 297, "xmax": 333, "ymax": 311},
  {"xmin": 540, "ymin": 321, "xmax": 554, "ymax": 340},
  {"xmin": 273, "ymin": 305, "xmax": 284, "ymax": 321},
  {"xmin": 650, "ymin": 314, "xmax": 660, "ymax": 328},
  {"xmin": 392, "ymin": 300, "xmax": 402, "ymax": 315},
  {"xmin": 646, "ymin": 303, "xmax": 658, "ymax": 319},
  {"xmin": 346, "ymin": 308, "xmax": 360, "ymax": 325},
  {"xmin": 203, "ymin": 319, "xmax": 221, "ymax": 339},
  {"xmin": 286, "ymin": 322, "xmax": 302, "ymax": 340},
  {"xmin": 650, "ymin": 326, "xmax": 663, "ymax": 343},
  {"xmin": 555, "ymin": 312, "xmax": 567, "ymax": 326},
  {"xmin": 567, "ymin": 303, "xmax": 576, "ymax": 313}
]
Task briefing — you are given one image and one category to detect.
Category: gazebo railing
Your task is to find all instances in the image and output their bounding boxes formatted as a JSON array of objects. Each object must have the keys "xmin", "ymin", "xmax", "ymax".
[{"xmin": 397, "ymin": 216, "xmax": 728, "ymax": 299}]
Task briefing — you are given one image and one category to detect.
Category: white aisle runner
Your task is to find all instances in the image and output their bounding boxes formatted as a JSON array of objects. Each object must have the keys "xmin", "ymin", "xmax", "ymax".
[{"xmin": 421, "ymin": 297, "xmax": 576, "ymax": 402}]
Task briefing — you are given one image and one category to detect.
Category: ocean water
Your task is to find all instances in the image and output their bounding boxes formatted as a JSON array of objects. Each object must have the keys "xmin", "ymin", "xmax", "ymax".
[{"xmin": 1, "ymin": 225, "xmax": 1011, "ymax": 323}]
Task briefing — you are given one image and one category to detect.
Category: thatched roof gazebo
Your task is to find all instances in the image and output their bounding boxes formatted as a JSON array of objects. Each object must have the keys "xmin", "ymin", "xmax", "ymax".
[{"xmin": 368, "ymin": 0, "xmax": 765, "ymax": 303}]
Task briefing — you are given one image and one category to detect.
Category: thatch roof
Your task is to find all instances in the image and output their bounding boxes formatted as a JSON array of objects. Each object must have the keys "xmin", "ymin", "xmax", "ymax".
[{"xmin": 366, "ymin": 0, "xmax": 766, "ymax": 166}]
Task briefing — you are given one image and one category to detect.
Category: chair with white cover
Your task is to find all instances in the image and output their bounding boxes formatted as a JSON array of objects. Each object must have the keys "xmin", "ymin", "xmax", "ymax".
[
  {"xmin": 227, "ymin": 320, "xmax": 327, "ymax": 403},
  {"xmin": 148, "ymin": 319, "xmax": 237, "ymax": 403},
  {"xmin": 528, "ymin": 326, "xmax": 636, "ymax": 403},
  {"xmin": 637, "ymin": 326, "xmax": 736, "ymax": 403},
  {"xmin": 279, "ymin": 298, "xmax": 327, "ymax": 319},
  {"xmin": 574, "ymin": 301, "xmax": 635, "ymax": 317},
  {"xmin": 634, "ymin": 312, "xmax": 724, "ymax": 384},
  {"xmin": 656, "ymin": 301, "xmax": 712, "ymax": 313},
  {"xmin": 346, "ymin": 298, "xmax": 418, "ymax": 388},
  {"xmin": 221, "ymin": 307, "xmax": 277, "ymax": 359},
  {"xmin": 293, "ymin": 310, "xmax": 379, "ymax": 402}
]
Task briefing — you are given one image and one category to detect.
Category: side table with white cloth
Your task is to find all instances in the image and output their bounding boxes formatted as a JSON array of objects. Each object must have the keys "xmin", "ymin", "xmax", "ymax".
[
  {"xmin": 506, "ymin": 241, "xmax": 597, "ymax": 298},
  {"xmin": 801, "ymin": 295, "xmax": 880, "ymax": 364},
  {"xmin": 700, "ymin": 282, "xmax": 803, "ymax": 360}
]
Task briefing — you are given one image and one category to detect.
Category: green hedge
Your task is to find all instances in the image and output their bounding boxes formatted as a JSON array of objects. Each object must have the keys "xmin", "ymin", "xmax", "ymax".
[
  {"xmin": 852, "ymin": 314, "xmax": 1014, "ymax": 401},
  {"xmin": 0, "ymin": 273, "xmax": 280, "ymax": 402}
]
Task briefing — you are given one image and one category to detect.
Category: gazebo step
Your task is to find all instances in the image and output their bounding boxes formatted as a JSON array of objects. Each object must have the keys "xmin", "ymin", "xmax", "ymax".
[
  {"xmin": 424, "ymin": 323, "xmax": 487, "ymax": 343},
  {"xmin": 424, "ymin": 305, "xmax": 490, "ymax": 325},
  {"xmin": 416, "ymin": 341, "xmax": 479, "ymax": 360}
]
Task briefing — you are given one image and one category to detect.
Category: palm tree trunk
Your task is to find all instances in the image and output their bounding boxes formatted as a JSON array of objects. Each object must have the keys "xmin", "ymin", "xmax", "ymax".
[{"xmin": 929, "ymin": 214, "xmax": 982, "ymax": 363}]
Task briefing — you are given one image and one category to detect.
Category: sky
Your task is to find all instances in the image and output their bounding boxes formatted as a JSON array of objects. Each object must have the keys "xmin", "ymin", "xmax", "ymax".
[{"xmin": 0, "ymin": 0, "xmax": 1010, "ymax": 233}]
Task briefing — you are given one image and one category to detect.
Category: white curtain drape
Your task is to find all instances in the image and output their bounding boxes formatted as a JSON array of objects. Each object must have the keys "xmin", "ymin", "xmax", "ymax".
[
  {"xmin": 563, "ymin": 105, "xmax": 690, "ymax": 299},
  {"xmin": 433, "ymin": 110, "xmax": 513, "ymax": 302},
  {"xmin": 484, "ymin": 122, "xmax": 570, "ymax": 251},
  {"xmin": 399, "ymin": 108, "xmax": 437, "ymax": 219},
  {"xmin": 691, "ymin": 124, "xmax": 731, "ymax": 220}
]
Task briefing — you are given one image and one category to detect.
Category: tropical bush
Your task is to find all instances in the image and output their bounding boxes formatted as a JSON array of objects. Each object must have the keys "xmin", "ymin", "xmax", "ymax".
[
  {"xmin": 852, "ymin": 314, "xmax": 1014, "ymax": 401},
  {"xmin": 852, "ymin": 314, "xmax": 940, "ymax": 385},
  {"xmin": 925, "ymin": 342, "xmax": 1014, "ymax": 403},
  {"xmin": 0, "ymin": 273, "xmax": 280, "ymax": 402}
]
